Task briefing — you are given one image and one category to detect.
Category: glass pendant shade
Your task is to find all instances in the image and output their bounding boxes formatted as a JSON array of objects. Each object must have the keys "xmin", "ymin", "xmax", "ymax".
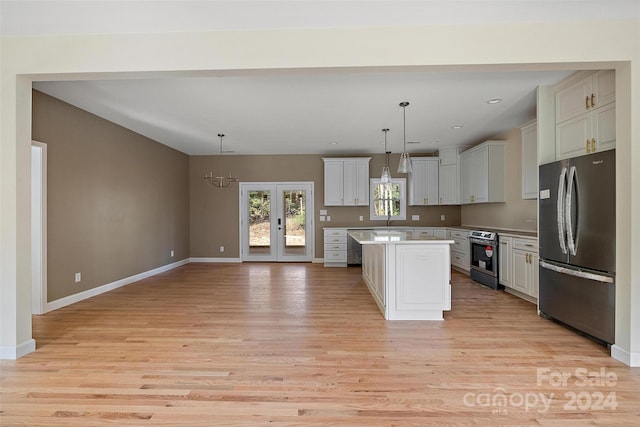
[
  {"xmin": 397, "ymin": 101, "xmax": 412, "ymax": 174},
  {"xmin": 397, "ymin": 152, "xmax": 413, "ymax": 173},
  {"xmin": 380, "ymin": 165, "xmax": 392, "ymax": 183},
  {"xmin": 380, "ymin": 128, "xmax": 392, "ymax": 183}
]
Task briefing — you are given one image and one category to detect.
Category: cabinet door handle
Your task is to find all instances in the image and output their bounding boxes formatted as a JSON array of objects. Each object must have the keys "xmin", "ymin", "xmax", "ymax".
[
  {"xmin": 591, "ymin": 93, "xmax": 596, "ymax": 108},
  {"xmin": 525, "ymin": 243, "xmax": 534, "ymax": 247},
  {"xmin": 501, "ymin": 242, "xmax": 507, "ymax": 245},
  {"xmin": 586, "ymin": 139, "xmax": 591, "ymax": 153},
  {"xmin": 585, "ymin": 96, "xmax": 590, "ymax": 110},
  {"xmin": 591, "ymin": 138, "xmax": 596, "ymax": 152}
]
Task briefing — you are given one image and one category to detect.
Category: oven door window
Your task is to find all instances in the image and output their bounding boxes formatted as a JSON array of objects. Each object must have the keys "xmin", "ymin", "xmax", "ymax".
[{"xmin": 471, "ymin": 242, "xmax": 496, "ymax": 272}]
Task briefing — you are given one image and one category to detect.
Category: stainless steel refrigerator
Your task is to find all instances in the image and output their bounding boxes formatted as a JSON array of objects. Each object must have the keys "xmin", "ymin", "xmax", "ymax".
[{"xmin": 538, "ymin": 149, "xmax": 615, "ymax": 344}]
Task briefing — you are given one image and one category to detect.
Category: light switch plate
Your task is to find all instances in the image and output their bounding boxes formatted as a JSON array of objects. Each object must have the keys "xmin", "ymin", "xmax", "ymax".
[
  {"xmin": 319, "ymin": 215, "xmax": 326, "ymax": 221},
  {"xmin": 412, "ymin": 214, "xmax": 419, "ymax": 221},
  {"xmin": 319, "ymin": 209, "xmax": 327, "ymax": 215}
]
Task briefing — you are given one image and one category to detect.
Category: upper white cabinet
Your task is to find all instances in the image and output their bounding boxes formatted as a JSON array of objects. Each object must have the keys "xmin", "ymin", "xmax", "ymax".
[
  {"xmin": 460, "ymin": 141, "xmax": 506, "ymax": 204},
  {"xmin": 521, "ymin": 121, "xmax": 538, "ymax": 199},
  {"xmin": 438, "ymin": 146, "xmax": 460, "ymax": 205},
  {"xmin": 555, "ymin": 70, "xmax": 616, "ymax": 160},
  {"xmin": 408, "ymin": 157, "xmax": 439, "ymax": 206},
  {"xmin": 323, "ymin": 158, "xmax": 371, "ymax": 206}
]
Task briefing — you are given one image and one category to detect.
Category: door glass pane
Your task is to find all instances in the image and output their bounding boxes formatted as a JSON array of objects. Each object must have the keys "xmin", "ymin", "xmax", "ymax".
[
  {"xmin": 282, "ymin": 189, "xmax": 306, "ymax": 256},
  {"xmin": 248, "ymin": 190, "xmax": 271, "ymax": 255}
]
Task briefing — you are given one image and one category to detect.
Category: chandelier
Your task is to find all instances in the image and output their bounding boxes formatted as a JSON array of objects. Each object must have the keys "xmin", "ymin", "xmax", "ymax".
[{"xmin": 204, "ymin": 133, "xmax": 238, "ymax": 188}]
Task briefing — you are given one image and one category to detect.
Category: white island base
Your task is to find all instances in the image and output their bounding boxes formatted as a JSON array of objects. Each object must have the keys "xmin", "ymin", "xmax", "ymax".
[{"xmin": 349, "ymin": 230, "xmax": 454, "ymax": 320}]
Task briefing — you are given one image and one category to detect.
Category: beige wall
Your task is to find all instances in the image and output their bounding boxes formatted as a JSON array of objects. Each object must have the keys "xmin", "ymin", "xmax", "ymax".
[
  {"xmin": 32, "ymin": 91, "xmax": 190, "ymax": 301},
  {"xmin": 190, "ymin": 152, "xmax": 461, "ymax": 258},
  {"xmin": 461, "ymin": 128, "xmax": 537, "ymax": 232},
  {"xmin": 2, "ymin": 20, "xmax": 638, "ymax": 362}
]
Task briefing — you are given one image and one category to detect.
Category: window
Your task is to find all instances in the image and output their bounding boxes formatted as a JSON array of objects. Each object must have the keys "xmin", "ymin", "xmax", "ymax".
[{"xmin": 370, "ymin": 178, "xmax": 406, "ymax": 221}]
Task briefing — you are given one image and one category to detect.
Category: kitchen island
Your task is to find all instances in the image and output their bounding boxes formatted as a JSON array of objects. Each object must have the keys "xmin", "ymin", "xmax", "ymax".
[{"xmin": 348, "ymin": 230, "xmax": 454, "ymax": 320}]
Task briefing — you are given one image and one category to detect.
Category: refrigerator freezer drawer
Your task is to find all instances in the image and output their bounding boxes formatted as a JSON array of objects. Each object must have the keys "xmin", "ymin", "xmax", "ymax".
[{"xmin": 539, "ymin": 263, "xmax": 615, "ymax": 344}]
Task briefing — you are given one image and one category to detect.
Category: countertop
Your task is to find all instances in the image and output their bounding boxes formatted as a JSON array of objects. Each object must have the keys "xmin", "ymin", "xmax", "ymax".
[
  {"xmin": 348, "ymin": 230, "xmax": 454, "ymax": 245},
  {"xmin": 324, "ymin": 225, "xmax": 537, "ymax": 239}
]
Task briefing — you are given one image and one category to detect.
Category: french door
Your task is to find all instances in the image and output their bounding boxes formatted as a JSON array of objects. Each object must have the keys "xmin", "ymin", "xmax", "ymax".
[{"xmin": 240, "ymin": 182, "xmax": 314, "ymax": 262}]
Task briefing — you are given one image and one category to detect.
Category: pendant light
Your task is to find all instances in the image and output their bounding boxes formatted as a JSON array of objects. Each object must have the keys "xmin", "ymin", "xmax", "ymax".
[
  {"xmin": 380, "ymin": 128, "xmax": 392, "ymax": 183},
  {"xmin": 204, "ymin": 133, "xmax": 238, "ymax": 188},
  {"xmin": 397, "ymin": 101, "xmax": 413, "ymax": 173}
]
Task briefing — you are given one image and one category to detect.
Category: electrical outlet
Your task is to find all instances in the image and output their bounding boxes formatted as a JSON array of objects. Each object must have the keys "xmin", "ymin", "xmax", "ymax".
[
  {"xmin": 74, "ymin": 272, "xmax": 81, "ymax": 283},
  {"xmin": 412, "ymin": 214, "xmax": 419, "ymax": 221},
  {"xmin": 326, "ymin": 216, "xmax": 331, "ymax": 222},
  {"xmin": 170, "ymin": 250, "xmax": 174, "ymax": 257},
  {"xmin": 359, "ymin": 215, "xmax": 363, "ymax": 221},
  {"xmin": 319, "ymin": 215, "xmax": 326, "ymax": 221},
  {"xmin": 441, "ymin": 215, "xmax": 445, "ymax": 221},
  {"xmin": 219, "ymin": 246, "xmax": 225, "ymax": 253}
]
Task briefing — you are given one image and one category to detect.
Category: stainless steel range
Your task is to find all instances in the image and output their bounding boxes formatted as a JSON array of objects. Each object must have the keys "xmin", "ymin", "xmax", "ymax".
[{"xmin": 469, "ymin": 230, "xmax": 501, "ymax": 289}]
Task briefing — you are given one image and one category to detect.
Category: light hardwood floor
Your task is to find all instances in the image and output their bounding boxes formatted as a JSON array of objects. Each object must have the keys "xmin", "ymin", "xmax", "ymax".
[{"xmin": 2, "ymin": 263, "xmax": 639, "ymax": 426}]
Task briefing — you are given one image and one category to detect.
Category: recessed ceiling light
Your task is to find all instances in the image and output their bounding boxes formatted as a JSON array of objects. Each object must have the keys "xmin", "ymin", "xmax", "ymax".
[
  {"xmin": 486, "ymin": 98, "xmax": 503, "ymax": 104},
  {"xmin": 429, "ymin": 140, "xmax": 439, "ymax": 144},
  {"xmin": 330, "ymin": 142, "xmax": 338, "ymax": 145},
  {"xmin": 451, "ymin": 125, "xmax": 464, "ymax": 130}
]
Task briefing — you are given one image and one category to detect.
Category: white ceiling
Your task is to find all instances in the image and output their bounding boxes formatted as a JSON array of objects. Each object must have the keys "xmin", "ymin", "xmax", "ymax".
[{"xmin": 10, "ymin": 1, "xmax": 637, "ymax": 155}]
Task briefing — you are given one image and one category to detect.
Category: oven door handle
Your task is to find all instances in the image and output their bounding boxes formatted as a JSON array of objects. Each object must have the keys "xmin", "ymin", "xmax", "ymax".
[{"xmin": 469, "ymin": 238, "xmax": 497, "ymax": 245}]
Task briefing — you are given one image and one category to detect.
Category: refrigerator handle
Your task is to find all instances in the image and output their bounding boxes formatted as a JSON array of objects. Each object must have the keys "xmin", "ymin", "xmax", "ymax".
[
  {"xmin": 565, "ymin": 166, "xmax": 577, "ymax": 256},
  {"xmin": 540, "ymin": 261, "xmax": 614, "ymax": 283},
  {"xmin": 557, "ymin": 167, "xmax": 568, "ymax": 255}
]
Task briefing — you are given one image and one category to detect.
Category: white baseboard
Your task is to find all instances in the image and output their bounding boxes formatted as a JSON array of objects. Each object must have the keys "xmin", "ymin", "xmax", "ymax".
[
  {"xmin": 45, "ymin": 258, "xmax": 190, "ymax": 313},
  {"xmin": 0, "ymin": 338, "xmax": 36, "ymax": 360},
  {"xmin": 189, "ymin": 257, "xmax": 242, "ymax": 263},
  {"xmin": 611, "ymin": 345, "xmax": 640, "ymax": 367}
]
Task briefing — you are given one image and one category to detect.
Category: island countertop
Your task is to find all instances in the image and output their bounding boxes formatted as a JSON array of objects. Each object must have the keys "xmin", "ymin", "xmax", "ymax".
[{"xmin": 348, "ymin": 230, "xmax": 454, "ymax": 245}]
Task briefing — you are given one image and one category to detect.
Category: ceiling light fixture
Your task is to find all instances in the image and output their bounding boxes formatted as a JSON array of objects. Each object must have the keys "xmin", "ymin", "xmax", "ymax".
[
  {"xmin": 397, "ymin": 101, "xmax": 412, "ymax": 174},
  {"xmin": 380, "ymin": 128, "xmax": 391, "ymax": 184},
  {"xmin": 204, "ymin": 133, "xmax": 238, "ymax": 188},
  {"xmin": 486, "ymin": 98, "xmax": 503, "ymax": 104},
  {"xmin": 451, "ymin": 124, "xmax": 464, "ymax": 130}
]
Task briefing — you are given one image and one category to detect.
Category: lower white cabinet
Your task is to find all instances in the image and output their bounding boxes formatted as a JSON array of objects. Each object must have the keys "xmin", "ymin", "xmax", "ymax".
[
  {"xmin": 324, "ymin": 228, "xmax": 347, "ymax": 267},
  {"xmin": 499, "ymin": 236, "xmax": 538, "ymax": 300},
  {"xmin": 362, "ymin": 243, "xmax": 386, "ymax": 308},
  {"xmin": 448, "ymin": 228, "xmax": 470, "ymax": 271},
  {"xmin": 498, "ymin": 236, "xmax": 513, "ymax": 287}
]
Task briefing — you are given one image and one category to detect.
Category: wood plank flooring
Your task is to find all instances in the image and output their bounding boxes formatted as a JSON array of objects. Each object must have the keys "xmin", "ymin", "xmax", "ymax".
[{"xmin": 2, "ymin": 263, "xmax": 639, "ymax": 426}]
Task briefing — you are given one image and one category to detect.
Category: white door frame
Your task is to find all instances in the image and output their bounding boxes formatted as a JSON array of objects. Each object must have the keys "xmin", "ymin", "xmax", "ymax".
[
  {"xmin": 31, "ymin": 141, "xmax": 47, "ymax": 315},
  {"xmin": 239, "ymin": 182, "xmax": 314, "ymax": 262}
]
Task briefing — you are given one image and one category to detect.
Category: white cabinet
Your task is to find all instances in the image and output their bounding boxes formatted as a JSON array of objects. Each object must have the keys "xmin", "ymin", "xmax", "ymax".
[
  {"xmin": 322, "ymin": 158, "xmax": 371, "ymax": 206},
  {"xmin": 438, "ymin": 147, "xmax": 460, "ymax": 205},
  {"xmin": 323, "ymin": 228, "xmax": 347, "ymax": 267},
  {"xmin": 521, "ymin": 121, "xmax": 538, "ymax": 199},
  {"xmin": 409, "ymin": 157, "xmax": 439, "ymax": 206},
  {"xmin": 448, "ymin": 228, "xmax": 470, "ymax": 272},
  {"xmin": 460, "ymin": 141, "xmax": 506, "ymax": 204},
  {"xmin": 500, "ymin": 236, "xmax": 538, "ymax": 300},
  {"xmin": 555, "ymin": 70, "xmax": 616, "ymax": 160},
  {"xmin": 362, "ymin": 243, "xmax": 386, "ymax": 308},
  {"xmin": 498, "ymin": 236, "xmax": 513, "ymax": 287},
  {"xmin": 556, "ymin": 102, "xmax": 615, "ymax": 159},
  {"xmin": 556, "ymin": 70, "xmax": 615, "ymax": 123}
]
